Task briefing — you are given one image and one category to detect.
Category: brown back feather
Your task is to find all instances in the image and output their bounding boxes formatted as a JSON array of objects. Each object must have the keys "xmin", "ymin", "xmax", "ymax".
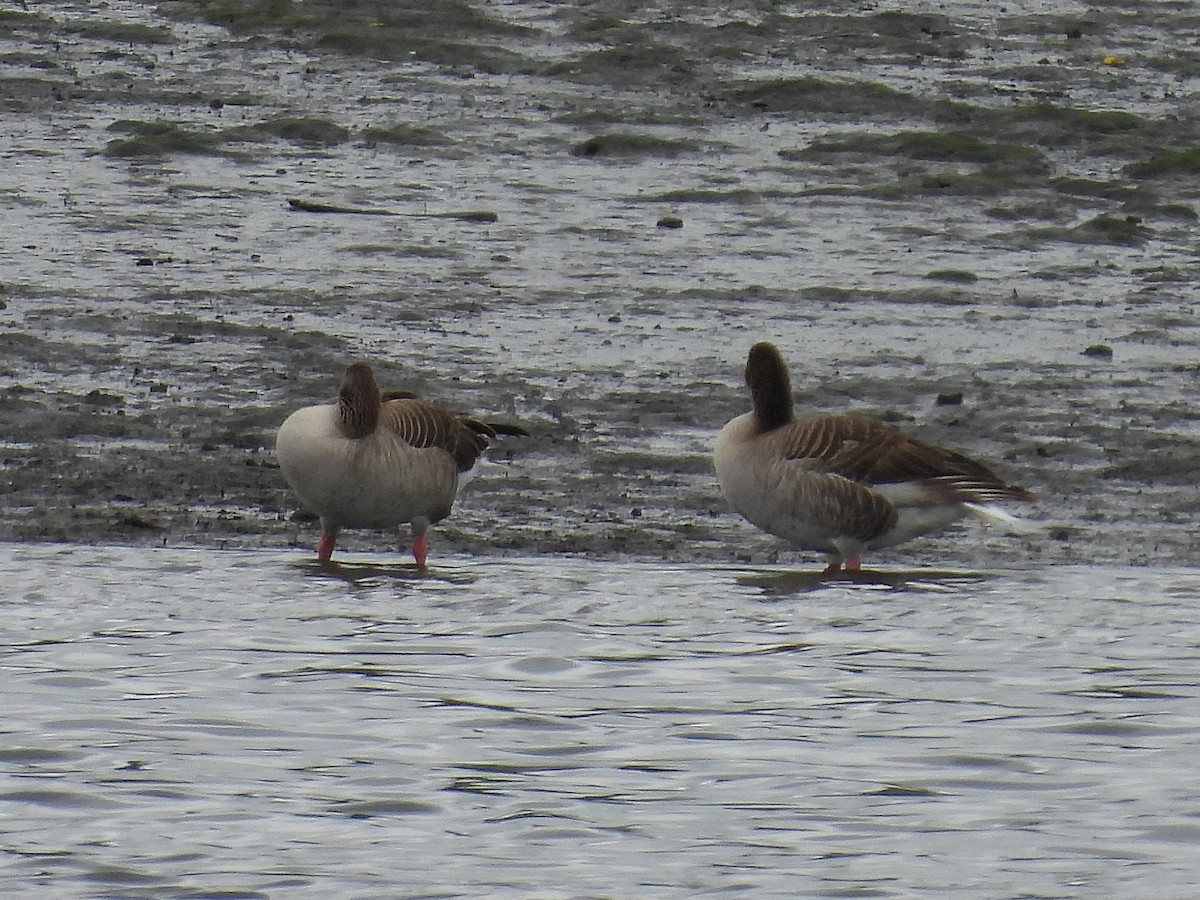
[
  {"xmin": 378, "ymin": 399, "xmax": 526, "ymax": 472},
  {"xmin": 377, "ymin": 399, "xmax": 484, "ymax": 472},
  {"xmin": 778, "ymin": 414, "xmax": 1034, "ymax": 503}
]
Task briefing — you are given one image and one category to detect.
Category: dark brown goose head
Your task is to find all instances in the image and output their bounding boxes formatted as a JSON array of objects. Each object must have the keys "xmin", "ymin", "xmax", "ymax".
[
  {"xmin": 338, "ymin": 362, "xmax": 382, "ymax": 439},
  {"xmin": 745, "ymin": 342, "xmax": 794, "ymax": 433}
]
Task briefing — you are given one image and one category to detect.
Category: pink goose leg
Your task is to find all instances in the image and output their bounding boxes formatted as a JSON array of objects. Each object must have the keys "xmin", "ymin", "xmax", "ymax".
[
  {"xmin": 412, "ymin": 534, "xmax": 428, "ymax": 569},
  {"xmin": 823, "ymin": 554, "xmax": 862, "ymax": 575},
  {"xmin": 317, "ymin": 528, "xmax": 337, "ymax": 563}
]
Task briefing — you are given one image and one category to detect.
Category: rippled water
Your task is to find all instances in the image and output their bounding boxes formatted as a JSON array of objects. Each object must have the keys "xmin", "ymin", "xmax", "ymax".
[{"xmin": 3, "ymin": 543, "xmax": 1199, "ymax": 897}]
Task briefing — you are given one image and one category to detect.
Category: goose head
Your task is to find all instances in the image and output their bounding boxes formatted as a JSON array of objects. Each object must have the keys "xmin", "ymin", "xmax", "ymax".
[
  {"xmin": 745, "ymin": 342, "xmax": 794, "ymax": 433},
  {"xmin": 337, "ymin": 362, "xmax": 382, "ymax": 439}
]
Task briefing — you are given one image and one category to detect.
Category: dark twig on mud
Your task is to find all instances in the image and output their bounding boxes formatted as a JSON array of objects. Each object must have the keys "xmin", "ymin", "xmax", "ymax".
[
  {"xmin": 287, "ymin": 197, "xmax": 396, "ymax": 215},
  {"xmin": 424, "ymin": 210, "xmax": 499, "ymax": 223},
  {"xmin": 287, "ymin": 197, "xmax": 498, "ymax": 223}
]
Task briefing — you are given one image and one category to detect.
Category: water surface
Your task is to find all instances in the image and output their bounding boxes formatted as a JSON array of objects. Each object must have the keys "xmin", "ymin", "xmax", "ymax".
[{"xmin": 3, "ymin": 544, "xmax": 1198, "ymax": 897}]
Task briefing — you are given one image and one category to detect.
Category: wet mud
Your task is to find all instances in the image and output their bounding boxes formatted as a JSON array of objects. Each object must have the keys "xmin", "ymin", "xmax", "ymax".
[{"xmin": 1, "ymin": 1, "xmax": 1198, "ymax": 567}]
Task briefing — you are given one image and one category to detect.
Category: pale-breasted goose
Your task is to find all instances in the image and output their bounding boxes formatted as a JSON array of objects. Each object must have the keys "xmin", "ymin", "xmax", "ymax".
[
  {"xmin": 714, "ymin": 342, "xmax": 1035, "ymax": 572},
  {"xmin": 275, "ymin": 362, "xmax": 525, "ymax": 567}
]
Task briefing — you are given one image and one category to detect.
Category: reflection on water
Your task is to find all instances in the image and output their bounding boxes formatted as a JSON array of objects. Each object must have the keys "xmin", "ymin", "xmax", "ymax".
[
  {"xmin": 738, "ymin": 567, "xmax": 987, "ymax": 596},
  {"xmin": 299, "ymin": 559, "xmax": 480, "ymax": 588},
  {"xmin": 2, "ymin": 543, "xmax": 1199, "ymax": 897}
]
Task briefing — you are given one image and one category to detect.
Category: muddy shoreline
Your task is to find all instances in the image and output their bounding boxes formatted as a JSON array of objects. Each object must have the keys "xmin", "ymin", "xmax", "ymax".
[{"xmin": 1, "ymin": 1, "xmax": 1198, "ymax": 567}]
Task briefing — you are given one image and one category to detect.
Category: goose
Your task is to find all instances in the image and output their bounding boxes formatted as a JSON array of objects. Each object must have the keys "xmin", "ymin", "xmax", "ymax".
[
  {"xmin": 714, "ymin": 342, "xmax": 1035, "ymax": 572},
  {"xmin": 275, "ymin": 362, "xmax": 524, "ymax": 567}
]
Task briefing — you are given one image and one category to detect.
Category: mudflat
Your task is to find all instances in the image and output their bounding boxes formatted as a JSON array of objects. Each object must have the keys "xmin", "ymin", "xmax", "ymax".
[{"xmin": 2, "ymin": 1, "xmax": 1197, "ymax": 566}]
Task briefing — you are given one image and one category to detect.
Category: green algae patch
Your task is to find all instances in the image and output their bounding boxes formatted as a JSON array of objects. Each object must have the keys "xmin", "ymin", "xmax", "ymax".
[
  {"xmin": 907, "ymin": 101, "xmax": 1149, "ymax": 154},
  {"xmin": 901, "ymin": 170, "xmax": 1037, "ymax": 196},
  {"xmin": 785, "ymin": 129, "xmax": 1051, "ymax": 200},
  {"xmin": 553, "ymin": 106, "xmax": 708, "ymax": 128},
  {"xmin": 565, "ymin": 15, "xmax": 626, "ymax": 39},
  {"xmin": 730, "ymin": 76, "xmax": 931, "ymax": 118},
  {"xmin": 67, "ymin": 21, "xmax": 177, "ymax": 45},
  {"xmin": 359, "ymin": 123, "xmax": 452, "ymax": 148},
  {"xmin": 925, "ymin": 269, "xmax": 979, "ymax": 284},
  {"xmin": 228, "ymin": 116, "xmax": 350, "ymax": 147},
  {"xmin": 1005, "ymin": 104, "xmax": 1142, "ymax": 135},
  {"xmin": 179, "ymin": 0, "xmax": 532, "ymax": 72},
  {"xmin": 572, "ymin": 132, "xmax": 700, "ymax": 158},
  {"xmin": 184, "ymin": 0, "xmax": 309, "ymax": 32},
  {"xmin": 106, "ymin": 115, "xmax": 353, "ymax": 157},
  {"xmin": 0, "ymin": 10, "xmax": 55, "ymax": 32},
  {"xmin": 186, "ymin": 0, "xmax": 522, "ymax": 36},
  {"xmin": 823, "ymin": 168, "xmax": 1041, "ymax": 202},
  {"xmin": 1051, "ymin": 177, "xmax": 1137, "ymax": 201},
  {"xmin": 547, "ymin": 42, "xmax": 700, "ymax": 86},
  {"xmin": 800, "ymin": 285, "xmax": 976, "ymax": 308},
  {"xmin": 790, "ymin": 130, "xmax": 1047, "ymax": 171},
  {"xmin": 1071, "ymin": 214, "xmax": 1152, "ymax": 244},
  {"xmin": 1126, "ymin": 147, "xmax": 1200, "ymax": 178},
  {"xmin": 1028, "ymin": 214, "xmax": 1153, "ymax": 246},
  {"xmin": 642, "ymin": 187, "xmax": 763, "ymax": 205},
  {"xmin": 103, "ymin": 120, "xmax": 223, "ymax": 158}
]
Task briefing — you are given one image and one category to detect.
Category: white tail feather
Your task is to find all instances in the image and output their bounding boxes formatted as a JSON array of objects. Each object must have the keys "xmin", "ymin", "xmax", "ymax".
[{"xmin": 964, "ymin": 502, "xmax": 1038, "ymax": 535}]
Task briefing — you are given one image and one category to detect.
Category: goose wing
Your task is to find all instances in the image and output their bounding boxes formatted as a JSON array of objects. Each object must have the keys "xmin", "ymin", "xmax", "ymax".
[
  {"xmin": 379, "ymin": 398, "xmax": 526, "ymax": 472},
  {"xmin": 778, "ymin": 414, "xmax": 1034, "ymax": 503}
]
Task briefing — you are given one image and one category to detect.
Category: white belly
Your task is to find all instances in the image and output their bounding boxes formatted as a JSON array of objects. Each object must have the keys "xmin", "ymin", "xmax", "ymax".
[{"xmin": 275, "ymin": 405, "xmax": 458, "ymax": 529}]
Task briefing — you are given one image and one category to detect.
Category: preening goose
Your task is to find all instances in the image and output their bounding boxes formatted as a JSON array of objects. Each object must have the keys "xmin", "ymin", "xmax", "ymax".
[
  {"xmin": 275, "ymin": 362, "xmax": 524, "ymax": 567},
  {"xmin": 714, "ymin": 342, "xmax": 1035, "ymax": 572}
]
